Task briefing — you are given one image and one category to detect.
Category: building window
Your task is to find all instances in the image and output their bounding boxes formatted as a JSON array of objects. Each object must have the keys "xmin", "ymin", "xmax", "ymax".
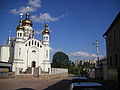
[
  {"xmin": 43, "ymin": 36, "xmax": 46, "ymax": 41},
  {"xmin": 37, "ymin": 42, "xmax": 39, "ymax": 47},
  {"xmin": 115, "ymin": 54, "xmax": 118, "ymax": 66},
  {"xmin": 29, "ymin": 41, "xmax": 31, "ymax": 46},
  {"xmin": 18, "ymin": 33, "xmax": 19, "ymax": 37},
  {"xmin": 35, "ymin": 41, "xmax": 36, "ymax": 45},
  {"xmin": 46, "ymin": 36, "xmax": 48, "ymax": 40},
  {"xmin": 32, "ymin": 40, "xmax": 33, "ymax": 45},
  {"xmin": 20, "ymin": 33, "xmax": 22, "ymax": 37},
  {"xmin": 46, "ymin": 50, "xmax": 48, "ymax": 58},
  {"xmin": 40, "ymin": 45, "xmax": 42, "ymax": 48},
  {"xmin": 19, "ymin": 48, "xmax": 21, "ymax": 57}
]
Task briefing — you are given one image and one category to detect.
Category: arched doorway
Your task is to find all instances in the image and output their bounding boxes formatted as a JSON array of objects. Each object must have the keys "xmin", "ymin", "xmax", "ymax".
[
  {"xmin": 32, "ymin": 61, "xmax": 36, "ymax": 67},
  {"xmin": 27, "ymin": 47, "xmax": 39, "ymax": 67}
]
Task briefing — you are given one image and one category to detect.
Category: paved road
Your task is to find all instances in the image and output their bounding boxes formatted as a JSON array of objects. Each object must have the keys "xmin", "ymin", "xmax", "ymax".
[
  {"xmin": 0, "ymin": 78, "xmax": 66, "ymax": 90},
  {"xmin": 0, "ymin": 77, "xmax": 120, "ymax": 90}
]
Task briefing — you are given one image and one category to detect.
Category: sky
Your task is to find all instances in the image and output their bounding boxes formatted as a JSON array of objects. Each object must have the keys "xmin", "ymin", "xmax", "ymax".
[{"xmin": 0, "ymin": 0, "xmax": 120, "ymax": 61}]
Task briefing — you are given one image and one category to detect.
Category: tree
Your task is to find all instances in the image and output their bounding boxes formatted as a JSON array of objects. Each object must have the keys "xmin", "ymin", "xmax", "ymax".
[{"xmin": 51, "ymin": 51, "xmax": 71, "ymax": 68}]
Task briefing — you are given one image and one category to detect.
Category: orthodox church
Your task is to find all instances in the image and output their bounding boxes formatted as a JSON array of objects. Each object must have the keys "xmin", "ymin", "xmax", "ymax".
[{"xmin": 0, "ymin": 12, "xmax": 51, "ymax": 73}]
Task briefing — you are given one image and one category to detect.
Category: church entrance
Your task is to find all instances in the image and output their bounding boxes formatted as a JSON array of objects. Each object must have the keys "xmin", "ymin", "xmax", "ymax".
[
  {"xmin": 32, "ymin": 61, "xmax": 36, "ymax": 67},
  {"xmin": 27, "ymin": 47, "xmax": 39, "ymax": 67}
]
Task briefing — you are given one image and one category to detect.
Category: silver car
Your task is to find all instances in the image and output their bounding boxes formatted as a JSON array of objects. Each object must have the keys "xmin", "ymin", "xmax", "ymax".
[{"xmin": 70, "ymin": 82, "xmax": 107, "ymax": 90}]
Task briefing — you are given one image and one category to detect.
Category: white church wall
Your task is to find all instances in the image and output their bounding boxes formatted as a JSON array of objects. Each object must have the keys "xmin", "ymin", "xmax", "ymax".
[
  {"xmin": 21, "ymin": 39, "xmax": 47, "ymax": 72},
  {"xmin": 51, "ymin": 68, "xmax": 68, "ymax": 74}
]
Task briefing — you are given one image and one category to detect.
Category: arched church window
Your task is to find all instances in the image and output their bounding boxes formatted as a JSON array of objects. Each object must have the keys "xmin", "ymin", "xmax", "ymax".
[
  {"xmin": 37, "ymin": 42, "xmax": 39, "ymax": 47},
  {"xmin": 18, "ymin": 33, "xmax": 19, "ymax": 37},
  {"xmin": 35, "ymin": 41, "xmax": 36, "ymax": 45},
  {"xmin": 46, "ymin": 36, "xmax": 48, "ymax": 40},
  {"xmin": 19, "ymin": 48, "xmax": 21, "ymax": 57},
  {"xmin": 32, "ymin": 40, "xmax": 34, "ymax": 45},
  {"xmin": 43, "ymin": 36, "xmax": 46, "ymax": 40},
  {"xmin": 46, "ymin": 50, "xmax": 48, "ymax": 58},
  {"xmin": 29, "ymin": 41, "xmax": 31, "ymax": 46},
  {"xmin": 40, "ymin": 45, "xmax": 42, "ymax": 48},
  {"xmin": 20, "ymin": 33, "xmax": 22, "ymax": 37}
]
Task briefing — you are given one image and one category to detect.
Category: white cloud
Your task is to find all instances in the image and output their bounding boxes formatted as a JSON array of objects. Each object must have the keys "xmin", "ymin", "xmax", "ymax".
[
  {"xmin": 10, "ymin": 0, "xmax": 68, "ymax": 23},
  {"xmin": 28, "ymin": 0, "xmax": 41, "ymax": 8},
  {"xmin": 31, "ymin": 13, "xmax": 59, "ymax": 23},
  {"xmin": 69, "ymin": 51, "xmax": 103, "ymax": 58},
  {"xmin": 50, "ymin": 48, "xmax": 63, "ymax": 52},
  {"xmin": 10, "ymin": 0, "xmax": 41, "ymax": 14},
  {"xmin": 31, "ymin": 13, "xmax": 68, "ymax": 23}
]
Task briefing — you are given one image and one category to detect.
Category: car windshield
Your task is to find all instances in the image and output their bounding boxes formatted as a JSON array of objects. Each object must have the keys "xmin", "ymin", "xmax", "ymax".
[{"xmin": 73, "ymin": 86, "xmax": 106, "ymax": 90}]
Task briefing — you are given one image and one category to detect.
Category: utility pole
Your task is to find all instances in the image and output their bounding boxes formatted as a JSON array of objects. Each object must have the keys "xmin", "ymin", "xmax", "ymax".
[
  {"xmin": 96, "ymin": 40, "xmax": 99, "ymax": 68},
  {"xmin": 92, "ymin": 40, "xmax": 99, "ymax": 68}
]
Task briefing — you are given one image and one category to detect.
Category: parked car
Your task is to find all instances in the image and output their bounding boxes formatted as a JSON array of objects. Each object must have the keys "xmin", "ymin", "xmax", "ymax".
[
  {"xmin": 70, "ymin": 77, "xmax": 87, "ymax": 90},
  {"xmin": 72, "ymin": 77, "xmax": 87, "ymax": 83},
  {"xmin": 71, "ymin": 82, "xmax": 107, "ymax": 90}
]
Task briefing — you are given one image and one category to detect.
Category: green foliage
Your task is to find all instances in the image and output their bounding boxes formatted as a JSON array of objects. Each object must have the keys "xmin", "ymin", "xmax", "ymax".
[
  {"xmin": 51, "ymin": 51, "xmax": 95, "ymax": 76},
  {"xmin": 69, "ymin": 61, "xmax": 95, "ymax": 76},
  {"xmin": 51, "ymin": 51, "xmax": 71, "ymax": 68}
]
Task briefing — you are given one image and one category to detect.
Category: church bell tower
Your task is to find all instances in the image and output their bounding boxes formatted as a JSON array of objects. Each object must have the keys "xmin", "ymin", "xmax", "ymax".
[{"xmin": 42, "ymin": 23, "xmax": 50, "ymax": 45}]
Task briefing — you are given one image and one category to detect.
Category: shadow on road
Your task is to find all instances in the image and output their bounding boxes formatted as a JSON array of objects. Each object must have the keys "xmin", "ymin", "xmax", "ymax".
[
  {"xmin": 16, "ymin": 88, "xmax": 35, "ymax": 90},
  {"xmin": 43, "ymin": 79, "xmax": 71, "ymax": 90}
]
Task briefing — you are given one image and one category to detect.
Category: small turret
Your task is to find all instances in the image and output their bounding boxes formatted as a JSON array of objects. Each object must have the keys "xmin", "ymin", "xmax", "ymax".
[
  {"xmin": 42, "ymin": 24, "xmax": 50, "ymax": 45},
  {"xmin": 16, "ymin": 13, "xmax": 24, "ymax": 39}
]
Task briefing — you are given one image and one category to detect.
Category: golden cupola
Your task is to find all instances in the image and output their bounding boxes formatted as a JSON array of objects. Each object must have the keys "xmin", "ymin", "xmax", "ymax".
[
  {"xmin": 22, "ymin": 12, "xmax": 32, "ymax": 26},
  {"xmin": 16, "ymin": 19, "xmax": 24, "ymax": 30},
  {"xmin": 42, "ymin": 24, "xmax": 50, "ymax": 35}
]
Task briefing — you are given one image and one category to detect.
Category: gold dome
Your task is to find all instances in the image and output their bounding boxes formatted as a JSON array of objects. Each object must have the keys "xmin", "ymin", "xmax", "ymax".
[
  {"xmin": 22, "ymin": 19, "xmax": 32, "ymax": 26},
  {"xmin": 22, "ymin": 12, "xmax": 32, "ymax": 26},
  {"xmin": 16, "ymin": 19, "xmax": 24, "ymax": 30},
  {"xmin": 16, "ymin": 25, "xmax": 24, "ymax": 30},
  {"xmin": 42, "ymin": 29, "xmax": 50, "ymax": 34},
  {"xmin": 42, "ymin": 24, "xmax": 50, "ymax": 34}
]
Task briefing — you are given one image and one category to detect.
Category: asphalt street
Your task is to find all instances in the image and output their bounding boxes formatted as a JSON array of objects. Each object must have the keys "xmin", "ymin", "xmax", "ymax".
[{"xmin": 0, "ymin": 77, "xmax": 120, "ymax": 90}]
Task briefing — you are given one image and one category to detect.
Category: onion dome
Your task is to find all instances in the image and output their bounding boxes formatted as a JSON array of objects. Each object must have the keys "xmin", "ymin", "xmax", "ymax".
[
  {"xmin": 42, "ymin": 24, "xmax": 50, "ymax": 35},
  {"xmin": 16, "ymin": 19, "xmax": 24, "ymax": 30},
  {"xmin": 22, "ymin": 12, "xmax": 32, "ymax": 26}
]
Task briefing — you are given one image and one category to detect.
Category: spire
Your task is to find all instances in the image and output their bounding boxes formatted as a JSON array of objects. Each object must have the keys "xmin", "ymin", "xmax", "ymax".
[
  {"xmin": 20, "ymin": 12, "xmax": 23, "ymax": 19},
  {"xmin": 16, "ymin": 12, "xmax": 24, "ymax": 30},
  {"xmin": 19, "ymin": 12, "xmax": 23, "ymax": 25},
  {"xmin": 8, "ymin": 31, "xmax": 11, "ymax": 45},
  {"xmin": 26, "ymin": 6, "xmax": 30, "ymax": 19},
  {"xmin": 22, "ymin": 6, "xmax": 32, "ymax": 26},
  {"xmin": 9, "ymin": 31, "xmax": 11, "ymax": 37},
  {"xmin": 45, "ymin": 23, "xmax": 49, "ymax": 30}
]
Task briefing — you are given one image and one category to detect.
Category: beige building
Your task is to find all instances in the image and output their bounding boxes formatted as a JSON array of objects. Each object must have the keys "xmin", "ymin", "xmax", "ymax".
[
  {"xmin": 103, "ymin": 12, "xmax": 120, "ymax": 82},
  {"xmin": 75, "ymin": 59, "xmax": 96, "ymax": 66}
]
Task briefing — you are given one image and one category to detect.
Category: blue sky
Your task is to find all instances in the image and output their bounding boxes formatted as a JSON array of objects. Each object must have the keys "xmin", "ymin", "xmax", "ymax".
[{"xmin": 0, "ymin": 0, "xmax": 120, "ymax": 61}]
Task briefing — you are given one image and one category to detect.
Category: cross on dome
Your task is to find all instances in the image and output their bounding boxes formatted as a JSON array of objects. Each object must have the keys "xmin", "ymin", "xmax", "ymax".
[
  {"xmin": 27, "ymin": 6, "xmax": 30, "ymax": 12},
  {"xmin": 19, "ymin": 12, "xmax": 23, "ymax": 19}
]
